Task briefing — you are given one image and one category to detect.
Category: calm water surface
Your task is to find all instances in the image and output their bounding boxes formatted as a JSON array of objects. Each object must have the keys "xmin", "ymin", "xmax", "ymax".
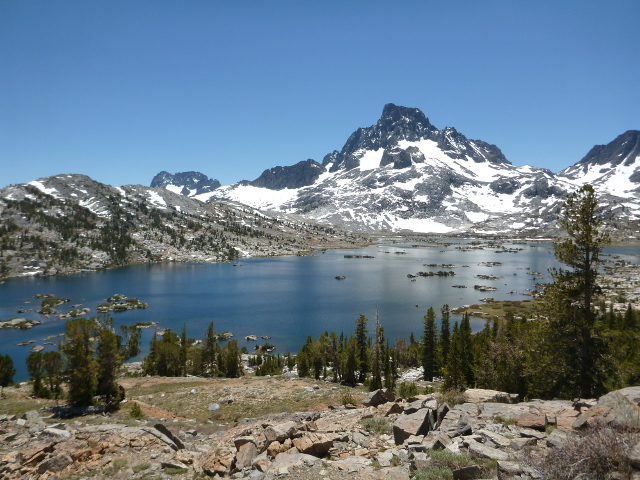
[{"xmin": 2, "ymin": 240, "xmax": 637, "ymax": 381}]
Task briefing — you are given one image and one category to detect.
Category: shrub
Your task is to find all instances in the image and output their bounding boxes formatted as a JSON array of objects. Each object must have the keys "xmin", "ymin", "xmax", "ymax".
[
  {"xmin": 360, "ymin": 417, "xmax": 392, "ymax": 434},
  {"xmin": 436, "ymin": 388, "xmax": 467, "ymax": 407},
  {"xmin": 427, "ymin": 450, "xmax": 476, "ymax": 470},
  {"xmin": 413, "ymin": 467, "xmax": 453, "ymax": 480},
  {"xmin": 398, "ymin": 381, "xmax": 418, "ymax": 399},
  {"xmin": 130, "ymin": 401, "xmax": 144, "ymax": 418},
  {"xmin": 341, "ymin": 390, "xmax": 356, "ymax": 405},
  {"xmin": 527, "ymin": 423, "xmax": 639, "ymax": 480}
]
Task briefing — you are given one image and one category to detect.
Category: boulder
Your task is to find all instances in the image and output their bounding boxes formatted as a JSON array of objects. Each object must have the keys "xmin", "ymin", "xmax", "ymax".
[
  {"xmin": 468, "ymin": 440, "xmax": 510, "ymax": 461},
  {"xmin": 422, "ymin": 431, "xmax": 452, "ymax": 450},
  {"xmin": 36, "ymin": 453, "xmax": 73, "ymax": 474},
  {"xmin": 264, "ymin": 421, "xmax": 298, "ymax": 443},
  {"xmin": 441, "ymin": 414, "xmax": 473, "ymax": 438},
  {"xmin": 39, "ymin": 427, "xmax": 71, "ymax": 440},
  {"xmin": 573, "ymin": 391, "xmax": 640, "ymax": 429},
  {"xmin": 292, "ymin": 432, "xmax": 334, "ymax": 457},
  {"xmin": 200, "ymin": 446, "xmax": 235, "ymax": 476},
  {"xmin": 363, "ymin": 389, "xmax": 395, "ymax": 407},
  {"xmin": 264, "ymin": 452, "xmax": 318, "ymax": 476},
  {"xmin": 235, "ymin": 441, "xmax": 258, "ymax": 469},
  {"xmin": 252, "ymin": 451, "xmax": 270, "ymax": 472},
  {"xmin": 153, "ymin": 423, "xmax": 185, "ymax": 450},
  {"xmin": 453, "ymin": 464, "xmax": 483, "ymax": 480},
  {"xmin": 393, "ymin": 408, "xmax": 436, "ymax": 445},
  {"xmin": 516, "ymin": 413, "xmax": 548, "ymax": 431},
  {"xmin": 465, "ymin": 389, "xmax": 517, "ymax": 403}
]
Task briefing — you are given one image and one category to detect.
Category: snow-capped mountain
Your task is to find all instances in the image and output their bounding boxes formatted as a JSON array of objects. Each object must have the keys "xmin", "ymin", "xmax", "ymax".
[
  {"xmin": 151, "ymin": 171, "xmax": 221, "ymax": 196},
  {"xmin": 559, "ymin": 130, "xmax": 640, "ymax": 197},
  {"xmin": 154, "ymin": 104, "xmax": 640, "ymax": 236}
]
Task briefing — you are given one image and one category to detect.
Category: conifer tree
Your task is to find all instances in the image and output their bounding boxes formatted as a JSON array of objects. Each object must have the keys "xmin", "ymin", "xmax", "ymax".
[
  {"xmin": 545, "ymin": 184, "xmax": 610, "ymax": 398},
  {"xmin": 95, "ymin": 316, "xmax": 123, "ymax": 407},
  {"xmin": 443, "ymin": 322, "xmax": 463, "ymax": 390},
  {"xmin": 370, "ymin": 312, "xmax": 383, "ymax": 391},
  {"xmin": 0, "ymin": 353, "xmax": 15, "ymax": 387},
  {"xmin": 459, "ymin": 313, "xmax": 474, "ymax": 386},
  {"xmin": 201, "ymin": 322, "xmax": 219, "ymax": 376},
  {"xmin": 422, "ymin": 307, "xmax": 437, "ymax": 382},
  {"xmin": 355, "ymin": 314, "xmax": 369, "ymax": 383},
  {"xmin": 61, "ymin": 317, "xmax": 98, "ymax": 406},
  {"xmin": 439, "ymin": 304, "xmax": 451, "ymax": 375},
  {"xmin": 26, "ymin": 351, "xmax": 46, "ymax": 397},
  {"xmin": 42, "ymin": 351, "xmax": 62, "ymax": 401},
  {"xmin": 179, "ymin": 324, "xmax": 188, "ymax": 376}
]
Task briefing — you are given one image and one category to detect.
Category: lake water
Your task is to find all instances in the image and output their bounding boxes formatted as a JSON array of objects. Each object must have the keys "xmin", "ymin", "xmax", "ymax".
[{"xmin": 2, "ymin": 239, "xmax": 637, "ymax": 381}]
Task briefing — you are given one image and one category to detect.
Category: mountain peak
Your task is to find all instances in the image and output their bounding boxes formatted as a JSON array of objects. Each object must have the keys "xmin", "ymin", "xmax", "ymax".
[{"xmin": 380, "ymin": 103, "xmax": 431, "ymax": 126}]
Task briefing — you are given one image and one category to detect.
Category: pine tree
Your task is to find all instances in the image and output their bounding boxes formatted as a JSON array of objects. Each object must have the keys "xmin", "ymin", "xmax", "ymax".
[
  {"xmin": 0, "ymin": 354, "xmax": 15, "ymax": 387},
  {"xmin": 201, "ymin": 322, "xmax": 219, "ymax": 376},
  {"xmin": 221, "ymin": 340, "xmax": 242, "ymax": 378},
  {"xmin": 459, "ymin": 313, "xmax": 474, "ymax": 386},
  {"xmin": 422, "ymin": 307, "xmax": 437, "ymax": 382},
  {"xmin": 95, "ymin": 316, "xmax": 123, "ymax": 408},
  {"xmin": 42, "ymin": 351, "xmax": 62, "ymax": 401},
  {"xmin": 61, "ymin": 317, "xmax": 98, "ymax": 406},
  {"xmin": 355, "ymin": 314, "xmax": 369, "ymax": 383},
  {"xmin": 546, "ymin": 184, "xmax": 610, "ymax": 398},
  {"xmin": 439, "ymin": 304, "xmax": 451, "ymax": 375},
  {"xmin": 443, "ymin": 322, "xmax": 463, "ymax": 390},
  {"xmin": 26, "ymin": 351, "xmax": 46, "ymax": 397},
  {"xmin": 370, "ymin": 311, "xmax": 383, "ymax": 391},
  {"xmin": 179, "ymin": 324, "xmax": 188, "ymax": 376}
]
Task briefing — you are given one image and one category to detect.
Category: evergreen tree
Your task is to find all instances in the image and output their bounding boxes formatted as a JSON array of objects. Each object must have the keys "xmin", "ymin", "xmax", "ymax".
[
  {"xmin": 179, "ymin": 324, "xmax": 188, "ymax": 376},
  {"xmin": 0, "ymin": 353, "xmax": 15, "ymax": 387},
  {"xmin": 546, "ymin": 184, "xmax": 610, "ymax": 398},
  {"xmin": 370, "ymin": 312, "xmax": 383, "ymax": 391},
  {"xmin": 95, "ymin": 316, "xmax": 123, "ymax": 408},
  {"xmin": 120, "ymin": 325, "xmax": 141, "ymax": 360},
  {"xmin": 439, "ymin": 304, "xmax": 451, "ymax": 375},
  {"xmin": 42, "ymin": 351, "xmax": 62, "ymax": 401},
  {"xmin": 201, "ymin": 322, "xmax": 219, "ymax": 376},
  {"xmin": 443, "ymin": 322, "xmax": 463, "ymax": 390},
  {"xmin": 61, "ymin": 317, "xmax": 98, "ymax": 406},
  {"xmin": 355, "ymin": 314, "xmax": 369, "ymax": 383},
  {"xmin": 459, "ymin": 313, "xmax": 474, "ymax": 386},
  {"xmin": 422, "ymin": 307, "xmax": 437, "ymax": 382},
  {"xmin": 343, "ymin": 336, "xmax": 359, "ymax": 386},
  {"xmin": 26, "ymin": 351, "xmax": 46, "ymax": 397},
  {"xmin": 221, "ymin": 340, "xmax": 242, "ymax": 377}
]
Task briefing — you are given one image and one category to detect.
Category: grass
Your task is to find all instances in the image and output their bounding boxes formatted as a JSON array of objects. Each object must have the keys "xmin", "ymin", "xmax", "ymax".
[
  {"xmin": 360, "ymin": 417, "xmax": 393, "ymax": 434},
  {"xmin": 132, "ymin": 463, "xmax": 151, "ymax": 473}
]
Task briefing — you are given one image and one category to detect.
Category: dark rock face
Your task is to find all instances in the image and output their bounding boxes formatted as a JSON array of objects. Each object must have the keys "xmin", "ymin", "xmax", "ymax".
[
  {"xmin": 150, "ymin": 171, "xmax": 221, "ymax": 195},
  {"xmin": 575, "ymin": 130, "xmax": 640, "ymax": 170},
  {"xmin": 250, "ymin": 160, "xmax": 324, "ymax": 190}
]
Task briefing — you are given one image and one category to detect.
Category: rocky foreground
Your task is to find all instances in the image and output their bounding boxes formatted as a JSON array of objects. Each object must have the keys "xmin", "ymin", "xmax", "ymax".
[{"xmin": 1, "ymin": 379, "xmax": 640, "ymax": 480}]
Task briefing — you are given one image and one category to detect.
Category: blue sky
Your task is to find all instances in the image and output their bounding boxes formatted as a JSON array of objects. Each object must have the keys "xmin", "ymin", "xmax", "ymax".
[{"xmin": 1, "ymin": 1, "xmax": 639, "ymax": 188}]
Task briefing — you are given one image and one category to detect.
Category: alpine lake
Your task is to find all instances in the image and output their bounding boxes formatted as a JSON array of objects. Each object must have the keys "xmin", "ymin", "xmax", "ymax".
[{"xmin": 2, "ymin": 237, "xmax": 638, "ymax": 382}]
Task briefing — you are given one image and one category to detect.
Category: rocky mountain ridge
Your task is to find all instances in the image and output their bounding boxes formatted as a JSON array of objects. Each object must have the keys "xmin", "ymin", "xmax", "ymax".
[
  {"xmin": 158, "ymin": 105, "xmax": 639, "ymax": 237},
  {"xmin": 0, "ymin": 174, "xmax": 365, "ymax": 280}
]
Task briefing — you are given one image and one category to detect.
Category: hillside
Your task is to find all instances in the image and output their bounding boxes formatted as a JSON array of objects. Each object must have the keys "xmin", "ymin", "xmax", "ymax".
[{"xmin": 0, "ymin": 175, "xmax": 366, "ymax": 280}]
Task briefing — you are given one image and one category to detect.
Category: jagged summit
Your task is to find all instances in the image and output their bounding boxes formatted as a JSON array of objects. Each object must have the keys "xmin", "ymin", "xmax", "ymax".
[
  {"xmin": 151, "ymin": 171, "xmax": 221, "ymax": 196},
  {"xmin": 559, "ymin": 130, "xmax": 640, "ymax": 197}
]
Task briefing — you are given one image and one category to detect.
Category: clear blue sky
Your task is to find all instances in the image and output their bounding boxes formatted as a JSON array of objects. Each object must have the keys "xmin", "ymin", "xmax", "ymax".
[{"xmin": 1, "ymin": 1, "xmax": 639, "ymax": 188}]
